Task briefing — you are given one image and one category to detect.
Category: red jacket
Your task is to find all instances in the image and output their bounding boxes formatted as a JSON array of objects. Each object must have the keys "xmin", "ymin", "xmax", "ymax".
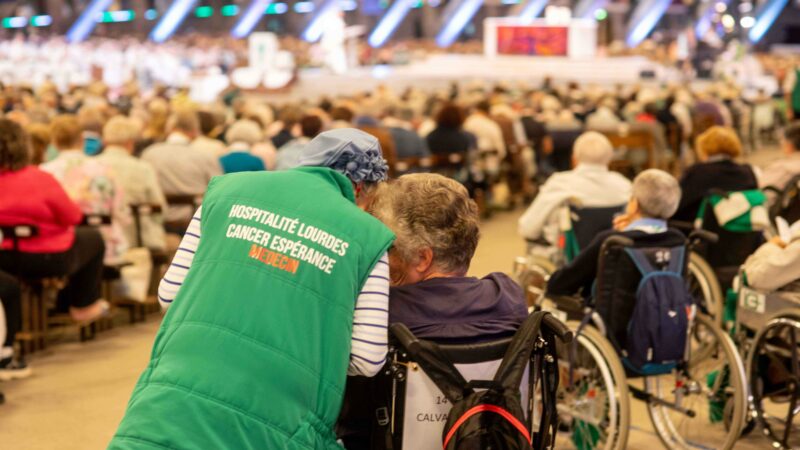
[{"xmin": 0, "ymin": 166, "xmax": 83, "ymax": 253}]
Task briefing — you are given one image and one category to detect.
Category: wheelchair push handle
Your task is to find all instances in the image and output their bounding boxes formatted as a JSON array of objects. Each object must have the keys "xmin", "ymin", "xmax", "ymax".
[
  {"xmin": 389, "ymin": 323, "xmax": 421, "ymax": 353},
  {"xmin": 600, "ymin": 235, "xmax": 634, "ymax": 252},
  {"xmin": 542, "ymin": 313, "xmax": 572, "ymax": 343},
  {"xmin": 688, "ymin": 229, "xmax": 718, "ymax": 244}
]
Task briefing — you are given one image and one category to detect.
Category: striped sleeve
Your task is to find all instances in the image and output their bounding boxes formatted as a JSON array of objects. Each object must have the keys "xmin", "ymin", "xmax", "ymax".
[
  {"xmin": 158, "ymin": 207, "xmax": 202, "ymax": 309},
  {"xmin": 348, "ymin": 253, "xmax": 390, "ymax": 377}
]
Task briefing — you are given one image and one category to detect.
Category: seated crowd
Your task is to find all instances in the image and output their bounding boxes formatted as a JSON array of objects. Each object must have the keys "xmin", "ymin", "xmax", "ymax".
[{"xmin": 1, "ymin": 78, "xmax": 800, "ymax": 449}]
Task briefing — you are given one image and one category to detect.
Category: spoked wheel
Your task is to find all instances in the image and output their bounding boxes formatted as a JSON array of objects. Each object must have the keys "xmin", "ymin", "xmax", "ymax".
[
  {"xmin": 554, "ymin": 323, "xmax": 630, "ymax": 450},
  {"xmin": 645, "ymin": 314, "xmax": 747, "ymax": 450},
  {"xmin": 687, "ymin": 253, "xmax": 723, "ymax": 326},
  {"xmin": 747, "ymin": 314, "xmax": 800, "ymax": 449},
  {"xmin": 514, "ymin": 255, "xmax": 557, "ymax": 308}
]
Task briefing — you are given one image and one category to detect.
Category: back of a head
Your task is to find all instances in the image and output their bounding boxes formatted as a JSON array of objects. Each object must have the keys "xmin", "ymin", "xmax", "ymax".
[
  {"xmin": 0, "ymin": 118, "xmax": 30, "ymax": 171},
  {"xmin": 103, "ymin": 116, "xmax": 141, "ymax": 147},
  {"xmin": 300, "ymin": 115, "xmax": 323, "ymax": 139},
  {"xmin": 436, "ymin": 103, "xmax": 465, "ymax": 129},
  {"xmin": 225, "ymin": 120, "xmax": 264, "ymax": 146},
  {"xmin": 50, "ymin": 114, "xmax": 84, "ymax": 150},
  {"xmin": 330, "ymin": 106, "xmax": 355, "ymax": 123},
  {"xmin": 371, "ymin": 173, "xmax": 480, "ymax": 275},
  {"xmin": 197, "ymin": 110, "xmax": 220, "ymax": 137},
  {"xmin": 573, "ymin": 131, "xmax": 614, "ymax": 166},
  {"xmin": 167, "ymin": 108, "xmax": 200, "ymax": 137},
  {"xmin": 784, "ymin": 121, "xmax": 800, "ymax": 152},
  {"xmin": 632, "ymin": 169, "xmax": 682, "ymax": 219},
  {"xmin": 695, "ymin": 126, "xmax": 741, "ymax": 160}
]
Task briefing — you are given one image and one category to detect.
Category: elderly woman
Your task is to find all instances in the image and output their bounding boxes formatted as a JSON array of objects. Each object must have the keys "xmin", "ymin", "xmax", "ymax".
[
  {"xmin": 110, "ymin": 129, "xmax": 395, "ymax": 450},
  {"xmin": 0, "ymin": 119, "xmax": 108, "ymax": 324},
  {"xmin": 219, "ymin": 119, "xmax": 268, "ymax": 174},
  {"xmin": 42, "ymin": 114, "xmax": 129, "ymax": 263},
  {"xmin": 547, "ymin": 169, "xmax": 686, "ymax": 298},
  {"xmin": 337, "ymin": 173, "xmax": 528, "ymax": 449},
  {"xmin": 371, "ymin": 173, "xmax": 528, "ymax": 339},
  {"xmin": 672, "ymin": 126, "xmax": 758, "ymax": 222}
]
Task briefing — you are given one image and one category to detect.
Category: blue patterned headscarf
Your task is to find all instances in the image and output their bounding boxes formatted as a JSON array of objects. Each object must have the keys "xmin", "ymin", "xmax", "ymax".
[{"xmin": 298, "ymin": 128, "xmax": 389, "ymax": 184}]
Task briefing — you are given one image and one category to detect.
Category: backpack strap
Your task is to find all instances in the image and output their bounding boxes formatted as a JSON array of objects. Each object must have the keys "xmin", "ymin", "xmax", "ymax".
[
  {"xmin": 389, "ymin": 323, "xmax": 471, "ymax": 404},
  {"xmin": 624, "ymin": 246, "xmax": 686, "ymax": 277},
  {"xmin": 623, "ymin": 247, "xmax": 655, "ymax": 277},
  {"xmin": 493, "ymin": 311, "xmax": 548, "ymax": 390}
]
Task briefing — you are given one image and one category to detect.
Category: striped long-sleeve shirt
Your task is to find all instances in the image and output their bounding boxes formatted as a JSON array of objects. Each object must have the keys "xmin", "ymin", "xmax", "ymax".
[{"xmin": 158, "ymin": 207, "xmax": 390, "ymax": 377}]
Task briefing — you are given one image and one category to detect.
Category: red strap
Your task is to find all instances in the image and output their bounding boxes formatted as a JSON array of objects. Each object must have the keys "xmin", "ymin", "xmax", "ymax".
[{"xmin": 442, "ymin": 404, "xmax": 532, "ymax": 449}]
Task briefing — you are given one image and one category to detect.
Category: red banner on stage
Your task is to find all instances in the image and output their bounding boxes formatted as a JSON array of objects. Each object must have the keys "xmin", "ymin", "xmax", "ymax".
[{"xmin": 496, "ymin": 25, "xmax": 569, "ymax": 56}]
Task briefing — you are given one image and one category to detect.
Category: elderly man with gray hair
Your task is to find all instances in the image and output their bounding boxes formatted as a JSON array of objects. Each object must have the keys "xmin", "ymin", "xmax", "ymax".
[
  {"xmin": 518, "ymin": 131, "xmax": 632, "ymax": 243},
  {"xmin": 547, "ymin": 169, "xmax": 686, "ymax": 298},
  {"xmin": 98, "ymin": 116, "xmax": 167, "ymax": 250}
]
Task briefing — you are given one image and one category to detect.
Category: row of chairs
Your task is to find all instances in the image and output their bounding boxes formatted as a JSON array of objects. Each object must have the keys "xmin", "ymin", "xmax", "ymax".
[{"xmin": 0, "ymin": 196, "xmax": 202, "ymax": 357}]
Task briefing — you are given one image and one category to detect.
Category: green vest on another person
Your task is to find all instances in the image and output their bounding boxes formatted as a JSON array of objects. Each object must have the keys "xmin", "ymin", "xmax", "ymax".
[
  {"xmin": 109, "ymin": 167, "xmax": 394, "ymax": 450},
  {"xmin": 792, "ymin": 68, "xmax": 800, "ymax": 113}
]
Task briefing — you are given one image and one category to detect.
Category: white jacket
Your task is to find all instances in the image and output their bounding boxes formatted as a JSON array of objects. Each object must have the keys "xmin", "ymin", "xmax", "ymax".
[{"xmin": 518, "ymin": 164, "xmax": 632, "ymax": 241}]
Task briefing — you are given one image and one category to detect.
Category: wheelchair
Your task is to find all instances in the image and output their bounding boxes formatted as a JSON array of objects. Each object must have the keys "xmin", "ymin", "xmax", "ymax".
[
  {"xmin": 517, "ymin": 202, "xmax": 625, "ymax": 305},
  {"xmin": 538, "ymin": 235, "xmax": 748, "ymax": 450},
  {"xmin": 366, "ymin": 312, "xmax": 571, "ymax": 450},
  {"xmin": 764, "ymin": 174, "xmax": 800, "ymax": 225},
  {"xmin": 731, "ymin": 281, "xmax": 800, "ymax": 448}
]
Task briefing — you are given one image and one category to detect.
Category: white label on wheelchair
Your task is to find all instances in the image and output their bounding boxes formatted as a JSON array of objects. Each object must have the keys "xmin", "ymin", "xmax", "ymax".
[
  {"xmin": 401, "ymin": 360, "xmax": 530, "ymax": 450},
  {"xmin": 739, "ymin": 287, "xmax": 766, "ymax": 314}
]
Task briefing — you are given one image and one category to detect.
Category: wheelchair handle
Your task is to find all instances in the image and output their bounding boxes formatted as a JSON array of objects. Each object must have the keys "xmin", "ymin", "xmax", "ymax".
[
  {"xmin": 668, "ymin": 220, "xmax": 694, "ymax": 232},
  {"xmin": 688, "ymin": 229, "xmax": 718, "ymax": 244},
  {"xmin": 389, "ymin": 323, "xmax": 421, "ymax": 354},
  {"xmin": 542, "ymin": 313, "xmax": 573, "ymax": 343}
]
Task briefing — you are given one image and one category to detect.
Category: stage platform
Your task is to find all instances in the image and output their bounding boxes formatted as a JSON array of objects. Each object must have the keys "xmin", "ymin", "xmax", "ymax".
[{"xmin": 274, "ymin": 54, "xmax": 682, "ymax": 100}]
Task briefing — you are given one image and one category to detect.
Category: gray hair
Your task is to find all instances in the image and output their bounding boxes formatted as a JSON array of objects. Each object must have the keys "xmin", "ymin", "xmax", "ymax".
[
  {"xmin": 632, "ymin": 169, "xmax": 682, "ymax": 219},
  {"xmin": 370, "ymin": 174, "xmax": 480, "ymax": 275},
  {"xmin": 225, "ymin": 120, "xmax": 264, "ymax": 146},
  {"xmin": 102, "ymin": 116, "xmax": 141, "ymax": 146},
  {"xmin": 573, "ymin": 131, "xmax": 614, "ymax": 166}
]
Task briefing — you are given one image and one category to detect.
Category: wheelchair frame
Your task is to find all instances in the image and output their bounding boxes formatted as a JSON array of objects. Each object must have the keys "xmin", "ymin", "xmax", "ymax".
[{"xmin": 539, "ymin": 235, "xmax": 748, "ymax": 450}]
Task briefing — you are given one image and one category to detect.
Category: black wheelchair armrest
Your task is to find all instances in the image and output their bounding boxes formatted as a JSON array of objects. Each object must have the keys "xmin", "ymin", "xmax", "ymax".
[{"xmin": 543, "ymin": 313, "xmax": 573, "ymax": 343}]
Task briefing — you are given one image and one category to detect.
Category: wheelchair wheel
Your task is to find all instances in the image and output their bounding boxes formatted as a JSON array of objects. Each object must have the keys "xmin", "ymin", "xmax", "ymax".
[
  {"xmin": 645, "ymin": 314, "xmax": 747, "ymax": 450},
  {"xmin": 554, "ymin": 322, "xmax": 630, "ymax": 450},
  {"xmin": 747, "ymin": 313, "xmax": 800, "ymax": 449},
  {"xmin": 514, "ymin": 255, "xmax": 557, "ymax": 308},
  {"xmin": 688, "ymin": 252, "xmax": 723, "ymax": 326}
]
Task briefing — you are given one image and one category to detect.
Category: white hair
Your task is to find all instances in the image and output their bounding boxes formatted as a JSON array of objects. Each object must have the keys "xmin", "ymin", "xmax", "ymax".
[
  {"xmin": 632, "ymin": 169, "xmax": 682, "ymax": 219},
  {"xmin": 573, "ymin": 131, "xmax": 614, "ymax": 166},
  {"xmin": 102, "ymin": 116, "xmax": 141, "ymax": 146},
  {"xmin": 225, "ymin": 120, "xmax": 264, "ymax": 146}
]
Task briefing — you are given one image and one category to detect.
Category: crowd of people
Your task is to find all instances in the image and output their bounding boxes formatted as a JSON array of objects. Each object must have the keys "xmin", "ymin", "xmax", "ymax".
[{"xmin": 2, "ymin": 69, "xmax": 800, "ymax": 447}]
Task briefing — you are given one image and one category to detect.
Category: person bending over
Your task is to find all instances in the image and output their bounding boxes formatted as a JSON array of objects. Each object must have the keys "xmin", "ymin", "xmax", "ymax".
[
  {"xmin": 547, "ymin": 169, "xmax": 685, "ymax": 299},
  {"xmin": 109, "ymin": 129, "xmax": 395, "ymax": 450}
]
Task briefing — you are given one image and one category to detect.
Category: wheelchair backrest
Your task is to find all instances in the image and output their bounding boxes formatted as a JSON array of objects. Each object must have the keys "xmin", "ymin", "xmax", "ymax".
[
  {"xmin": 594, "ymin": 234, "xmax": 689, "ymax": 353},
  {"xmin": 568, "ymin": 204, "xmax": 626, "ymax": 253},
  {"xmin": 391, "ymin": 339, "xmax": 532, "ymax": 450},
  {"xmin": 695, "ymin": 191, "xmax": 765, "ymax": 271}
]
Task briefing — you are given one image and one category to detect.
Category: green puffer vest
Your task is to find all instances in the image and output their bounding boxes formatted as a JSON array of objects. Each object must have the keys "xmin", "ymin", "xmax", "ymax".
[{"xmin": 109, "ymin": 167, "xmax": 394, "ymax": 450}]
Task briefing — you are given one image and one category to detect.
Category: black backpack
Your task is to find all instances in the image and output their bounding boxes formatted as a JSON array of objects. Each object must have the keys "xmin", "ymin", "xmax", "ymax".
[
  {"xmin": 391, "ymin": 311, "xmax": 561, "ymax": 450},
  {"xmin": 622, "ymin": 246, "xmax": 693, "ymax": 374}
]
